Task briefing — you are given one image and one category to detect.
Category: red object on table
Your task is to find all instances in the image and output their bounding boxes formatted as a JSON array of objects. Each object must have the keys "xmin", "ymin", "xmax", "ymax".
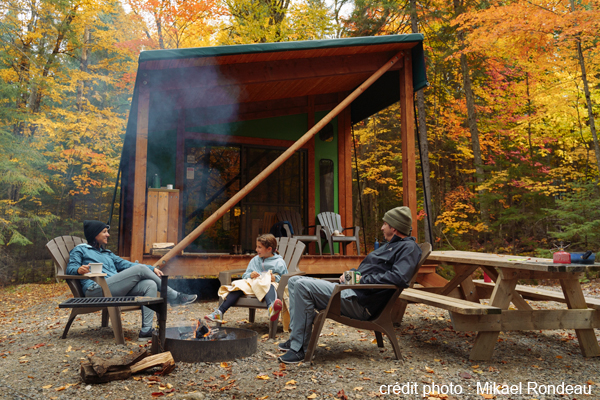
[
  {"xmin": 483, "ymin": 272, "xmax": 492, "ymax": 283},
  {"xmin": 553, "ymin": 250, "xmax": 571, "ymax": 264}
]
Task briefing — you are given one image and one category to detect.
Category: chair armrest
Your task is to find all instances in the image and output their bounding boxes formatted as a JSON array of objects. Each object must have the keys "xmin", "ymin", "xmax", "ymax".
[
  {"xmin": 57, "ymin": 274, "xmax": 113, "ymax": 297},
  {"xmin": 56, "ymin": 273, "xmax": 107, "ymax": 280},
  {"xmin": 219, "ymin": 269, "xmax": 246, "ymax": 285},
  {"xmin": 325, "ymin": 284, "xmax": 400, "ymax": 315},
  {"xmin": 277, "ymin": 271, "xmax": 306, "ymax": 298},
  {"xmin": 342, "ymin": 226, "xmax": 360, "ymax": 237}
]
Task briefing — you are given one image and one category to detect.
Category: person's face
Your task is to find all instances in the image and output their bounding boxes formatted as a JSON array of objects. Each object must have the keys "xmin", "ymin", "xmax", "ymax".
[
  {"xmin": 381, "ymin": 222, "xmax": 396, "ymax": 242},
  {"xmin": 95, "ymin": 228, "xmax": 110, "ymax": 246},
  {"xmin": 255, "ymin": 241, "xmax": 273, "ymax": 258}
]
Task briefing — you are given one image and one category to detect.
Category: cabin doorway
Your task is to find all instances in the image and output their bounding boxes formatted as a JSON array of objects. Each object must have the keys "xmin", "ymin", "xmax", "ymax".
[{"xmin": 183, "ymin": 141, "xmax": 307, "ymax": 253}]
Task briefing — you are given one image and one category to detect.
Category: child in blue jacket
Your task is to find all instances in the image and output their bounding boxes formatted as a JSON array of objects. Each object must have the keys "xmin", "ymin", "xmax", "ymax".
[{"xmin": 205, "ymin": 234, "xmax": 287, "ymax": 323}]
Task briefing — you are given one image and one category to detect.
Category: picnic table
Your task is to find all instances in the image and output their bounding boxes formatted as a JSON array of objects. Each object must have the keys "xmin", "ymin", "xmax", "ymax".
[{"xmin": 404, "ymin": 250, "xmax": 600, "ymax": 360}]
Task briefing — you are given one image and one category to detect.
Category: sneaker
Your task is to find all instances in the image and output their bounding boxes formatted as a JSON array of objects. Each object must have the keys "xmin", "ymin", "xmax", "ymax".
[
  {"xmin": 204, "ymin": 309, "xmax": 223, "ymax": 323},
  {"xmin": 268, "ymin": 299, "xmax": 283, "ymax": 322},
  {"xmin": 278, "ymin": 339, "xmax": 291, "ymax": 352},
  {"xmin": 278, "ymin": 348, "xmax": 305, "ymax": 364},
  {"xmin": 174, "ymin": 293, "xmax": 197, "ymax": 306},
  {"xmin": 138, "ymin": 329, "xmax": 154, "ymax": 342}
]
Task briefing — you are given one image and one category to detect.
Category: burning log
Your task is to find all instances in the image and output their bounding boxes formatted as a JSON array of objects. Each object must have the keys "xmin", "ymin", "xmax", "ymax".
[
  {"xmin": 194, "ymin": 319, "xmax": 229, "ymax": 340},
  {"xmin": 195, "ymin": 319, "xmax": 211, "ymax": 338}
]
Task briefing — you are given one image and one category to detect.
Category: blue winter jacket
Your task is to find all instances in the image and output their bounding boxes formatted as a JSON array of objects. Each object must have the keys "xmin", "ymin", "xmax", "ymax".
[
  {"xmin": 66, "ymin": 244, "xmax": 154, "ymax": 295},
  {"xmin": 241, "ymin": 253, "xmax": 288, "ymax": 282}
]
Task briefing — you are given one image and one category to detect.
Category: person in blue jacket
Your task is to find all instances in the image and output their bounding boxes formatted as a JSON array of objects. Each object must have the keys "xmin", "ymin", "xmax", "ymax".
[
  {"xmin": 67, "ymin": 220, "xmax": 197, "ymax": 341},
  {"xmin": 205, "ymin": 234, "xmax": 287, "ymax": 323},
  {"xmin": 278, "ymin": 206, "xmax": 422, "ymax": 364}
]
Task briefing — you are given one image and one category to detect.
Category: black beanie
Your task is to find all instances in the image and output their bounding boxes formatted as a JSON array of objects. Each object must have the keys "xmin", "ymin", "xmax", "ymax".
[
  {"xmin": 84, "ymin": 220, "xmax": 109, "ymax": 243},
  {"xmin": 382, "ymin": 207, "xmax": 412, "ymax": 236}
]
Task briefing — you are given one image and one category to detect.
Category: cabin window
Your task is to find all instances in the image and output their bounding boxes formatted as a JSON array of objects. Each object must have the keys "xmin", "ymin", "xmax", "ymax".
[{"xmin": 183, "ymin": 141, "xmax": 307, "ymax": 253}]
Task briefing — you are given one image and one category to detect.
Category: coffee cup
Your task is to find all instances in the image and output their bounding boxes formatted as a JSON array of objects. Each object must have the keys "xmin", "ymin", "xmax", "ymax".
[
  {"xmin": 343, "ymin": 270, "xmax": 361, "ymax": 285},
  {"xmin": 89, "ymin": 263, "xmax": 103, "ymax": 274}
]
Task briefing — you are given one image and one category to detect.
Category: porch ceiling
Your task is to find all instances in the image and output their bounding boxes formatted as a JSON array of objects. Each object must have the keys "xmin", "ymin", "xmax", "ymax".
[{"xmin": 136, "ymin": 36, "xmax": 426, "ymax": 112}]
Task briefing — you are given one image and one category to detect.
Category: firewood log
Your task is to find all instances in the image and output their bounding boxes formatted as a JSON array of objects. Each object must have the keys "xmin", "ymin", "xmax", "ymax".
[{"xmin": 130, "ymin": 351, "xmax": 175, "ymax": 373}]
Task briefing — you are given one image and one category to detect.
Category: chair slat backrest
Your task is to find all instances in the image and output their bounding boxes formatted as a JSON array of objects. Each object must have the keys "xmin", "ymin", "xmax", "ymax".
[
  {"xmin": 276, "ymin": 211, "xmax": 304, "ymax": 235},
  {"xmin": 317, "ymin": 212, "xmax": 342, "ymax": 232},
  {"xmin": 409, "ymin": 242, "xmax": 432, "ymax": 287},
  {"xmin": 262, "ymin": 212, "xmax": 278, "ymax": 234},
  {"xmin": 276, "ymin": 237, "xmax": 305, "ymax": 273},
  {"xmin": 46, "ymin": 236, "xmax": 87, "ymax": 297}
]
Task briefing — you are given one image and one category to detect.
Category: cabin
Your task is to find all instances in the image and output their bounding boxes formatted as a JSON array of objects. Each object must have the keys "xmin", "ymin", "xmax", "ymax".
[{"xmin": 116, "ymin": 34, "xmax": 428, "ymax": 277}]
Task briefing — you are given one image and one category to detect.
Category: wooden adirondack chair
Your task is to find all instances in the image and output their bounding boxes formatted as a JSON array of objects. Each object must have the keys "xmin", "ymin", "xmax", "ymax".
[
  {"xmin": 218, "ymin": 237, "xmax": 306, "ymax": 339},
  {"xmin": 276, "ymin": 210, "xmax": 323, "ymax": 255},
  {"xmin": 45, "ymin": 236, "xmax": 140, "ymax": 345},
  {"xmin": 317, "ymin": 211, "xmax": 361, "ymax": 255},
  {"xmin": 304, "ymin": 242, "xmax": 432, "ymax": 363}
]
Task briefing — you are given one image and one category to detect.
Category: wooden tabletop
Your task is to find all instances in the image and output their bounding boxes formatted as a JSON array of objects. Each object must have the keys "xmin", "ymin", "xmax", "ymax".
[{"xmin": 428, "ymin": 250, "xmax": 600, "ymax": 272}]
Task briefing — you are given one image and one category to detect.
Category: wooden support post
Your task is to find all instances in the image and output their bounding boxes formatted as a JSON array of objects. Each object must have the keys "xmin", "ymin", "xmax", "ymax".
[
  {"xmin": 307, "ymin": 95, "xmax": 316, "ymax": 254},
  {"xmin": 399, "ymin": 51, "xmax": 418, "ymax": 238},
  {"xmin": 154, "ymin": 51, "xmax": 405, "ymax": 268},
  {"xmin": 560, "ymin": 278, "xmax": 600, "ymax": 357},
  {"xmin": 176, "ymin": 108, "xmax": 186, "ymax": 242},
  {"xmin": 131, "ymin": 87, "xmax": 150, "ymax": 263},
  {"xmin": 469, "ymin": 273, "xmax": 517, "ymax": 360}
]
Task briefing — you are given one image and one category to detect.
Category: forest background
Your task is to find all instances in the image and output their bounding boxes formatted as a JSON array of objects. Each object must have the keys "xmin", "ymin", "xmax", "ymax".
[{"xmin": 1, "ymin": 0, "xmax": 600, "ymax": 285}]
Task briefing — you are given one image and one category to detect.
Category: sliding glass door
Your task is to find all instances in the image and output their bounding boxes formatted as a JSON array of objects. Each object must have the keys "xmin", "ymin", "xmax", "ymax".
[{"xmin": 183, "ymin": 140, "xmax": 306, "ymax": 253}]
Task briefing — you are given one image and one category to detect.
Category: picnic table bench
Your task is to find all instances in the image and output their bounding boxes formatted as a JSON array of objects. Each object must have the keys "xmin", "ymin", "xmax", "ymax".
[{"xmin": 399, "ymin": 288, "xmax": 501, "ymax": 315}]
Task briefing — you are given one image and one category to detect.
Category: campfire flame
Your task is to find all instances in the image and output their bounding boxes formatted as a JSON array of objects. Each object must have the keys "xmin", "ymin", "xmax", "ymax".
[{"xmin": 194, "ymin": 319, "xmax": 222, "ymax": 340}]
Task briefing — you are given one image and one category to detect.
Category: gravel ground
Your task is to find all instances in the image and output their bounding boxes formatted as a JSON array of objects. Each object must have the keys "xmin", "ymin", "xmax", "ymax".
[{"xmin": 0, "ymin": 282, "xmax": 599, "ymax": 400}]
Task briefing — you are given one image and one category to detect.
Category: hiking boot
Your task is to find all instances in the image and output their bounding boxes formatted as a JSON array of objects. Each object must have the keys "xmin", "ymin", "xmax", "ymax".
[
  {"xmin": 173, "ymin": 293, "xmax": 197, "ymax": 306},
  {"xmin": 204, "ymin": 309, "xmax": 223, "ymax": 323},
  {"xmin": 278, "ymin": 348, "xmax": 305, "ymax": 364},
  {"xmin": 138, "ymin": 329, "xmax": 154, "ymax": 342},
  {"xmin": 268, "ymin": 299, "xmax": 283, "ymax": 322},
  {"xmin": 278, "ymin": 339, "xmax": 291, "ymax": 352}
]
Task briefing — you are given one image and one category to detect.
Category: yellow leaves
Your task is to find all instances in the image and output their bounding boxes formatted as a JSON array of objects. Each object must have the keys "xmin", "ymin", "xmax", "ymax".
[
  {"xmin": 307, "ymin": 394, "xmax": 317, "ymax": 399},
  {"xmin": 256, "ymin": 375, "xmax": 270, "ymax": 380},
  {"xmin": 285, "ymin": 380, "xmax": 297, "ymax": 385}
]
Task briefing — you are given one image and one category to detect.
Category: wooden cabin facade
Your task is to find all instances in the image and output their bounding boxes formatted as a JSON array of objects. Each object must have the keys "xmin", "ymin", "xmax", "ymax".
[{"xmin": 117, "ymin": 35, "xmax": 428, "ymax": 277}]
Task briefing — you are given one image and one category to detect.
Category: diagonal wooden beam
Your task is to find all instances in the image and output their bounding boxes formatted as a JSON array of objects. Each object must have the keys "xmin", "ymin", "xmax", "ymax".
[{"xmin": 154, "ymin": 51, "xmax": 406, "ymax": 268}]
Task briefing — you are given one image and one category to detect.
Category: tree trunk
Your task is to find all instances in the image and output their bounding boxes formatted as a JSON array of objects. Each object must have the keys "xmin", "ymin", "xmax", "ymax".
[
  {"xmin": 409, "ymin": 0, "xmax": 433, "ymax": 246},
  {"xmin": 454, "ymin": 0, "xmax": 489, "ymax": 228},
  {"xmin": 77, "ymin": 27, "xmax": 90, "ymax": 112},
  {"xmin": 460, "ymin": 52, "xmax": 488, "ymax": 225},
  {"xmin": 574, "ymin": 40, "xmax": 600, "ymax": 173}
]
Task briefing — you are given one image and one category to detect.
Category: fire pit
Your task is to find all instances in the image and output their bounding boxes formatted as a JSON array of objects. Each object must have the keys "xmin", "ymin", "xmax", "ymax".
[{"xmin": 151, "ymin": 325, "xmax": 258, "ymax": 363}]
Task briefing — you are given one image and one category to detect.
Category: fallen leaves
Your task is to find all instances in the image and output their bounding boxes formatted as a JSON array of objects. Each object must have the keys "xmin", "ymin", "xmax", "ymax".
[{"xmin": 256, "ymin": 375, "xmax": 270, "ymax": 380}]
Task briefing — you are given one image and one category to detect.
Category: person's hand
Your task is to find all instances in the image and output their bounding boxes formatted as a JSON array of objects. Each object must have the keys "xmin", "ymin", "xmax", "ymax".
[
  {"xmin": 339, "ymin": 274, "xmax": 345, "ymax": 283},
  {"xmin": 78, "ymin": 265, "xmax": 91, "ymax": 275},
  {"xmin": 153, "ymin": 267, "xmax": 164, "ymax": 277},
  {"xmin": 271, "ymin": 273, "xmax": 276, "ymax": 282},
  {"xmin": 250, "ymin": 271, "xmax": 260, "ymax": 279}
]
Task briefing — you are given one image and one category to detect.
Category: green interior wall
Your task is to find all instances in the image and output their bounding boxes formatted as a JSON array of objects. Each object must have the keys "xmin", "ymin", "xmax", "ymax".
[{"xmin": 146, "ymin": 111, "xmax": 341, "ymax": 222}]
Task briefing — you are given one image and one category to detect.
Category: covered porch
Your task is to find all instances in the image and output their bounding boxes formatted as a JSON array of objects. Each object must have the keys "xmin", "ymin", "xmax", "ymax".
[{"xmin": 117, "ymin": 35, "xmax": 428, "ymax": 276}]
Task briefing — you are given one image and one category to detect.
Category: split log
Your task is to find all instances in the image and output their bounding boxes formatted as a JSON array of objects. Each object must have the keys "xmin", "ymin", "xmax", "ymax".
[
  {"xmin": 80, "ymin": 364, "xmax": 131, "ymax": 384},
  {"xmin": 80, "ymin": 348, "xmax": 150, "ymax": 383},
  {"xmin": 130, "ymin": 351, "xmax": 175, "ymax": 373},
  {"xmin": 89, "ymin": 348, "xmax": 148, "ymax": 377}
]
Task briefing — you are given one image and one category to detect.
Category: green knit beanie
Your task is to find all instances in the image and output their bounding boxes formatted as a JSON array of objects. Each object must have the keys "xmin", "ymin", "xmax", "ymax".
[{"xmin": 382, "ymin": 207, "xmax": 412, "ymax": 236}]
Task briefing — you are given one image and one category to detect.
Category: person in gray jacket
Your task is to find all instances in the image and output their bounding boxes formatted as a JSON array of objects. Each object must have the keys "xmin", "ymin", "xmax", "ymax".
[
  {"xmin": 278, "ymin": 206, "xmax": 422, "ymax": 363},
  {"xmin": 67, "ymin": 220, "xmax": 197, "ymax": 341}
]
